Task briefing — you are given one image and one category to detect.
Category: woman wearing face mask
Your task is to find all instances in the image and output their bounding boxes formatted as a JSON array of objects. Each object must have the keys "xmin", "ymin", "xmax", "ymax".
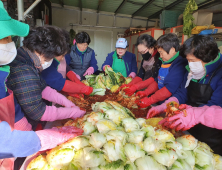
[
  {"xmin": 7, "ymin": 26, "xmax": 86, "ymax": 128},
  {"xmin": 124, "ymin": 33, "xmax": 187, "ymax": 108},
  {"xmin": 119, "ymin": 34, "xmax": 161, "ymax": 90},
  {"xmin": 102, "ymin": 38, "xmax": 137, "ymax": 78},
  {"xmin": 0, "ymin": 3, "xmax": 83, "ymax": 169},
  {"xmin": 149, "ymin": 35, "xmax": 222, "ymax": 155},
  {"xmin": 41, "ymin": 29, "xmax": 93, "ymax": 99},
  {"xmin": 69, "ymin": 32, "xmax": 98, "ymax": 80}
]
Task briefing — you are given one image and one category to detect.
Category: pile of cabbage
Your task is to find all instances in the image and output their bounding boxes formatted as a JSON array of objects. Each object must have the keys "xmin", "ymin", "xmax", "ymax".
[
  {"xmin": 82, "ymin": 66, "xmax": 132, "ymax": 95},
  {"xmin": 27, "ymin": 101, "xmax": 222, "ymax": 170}
]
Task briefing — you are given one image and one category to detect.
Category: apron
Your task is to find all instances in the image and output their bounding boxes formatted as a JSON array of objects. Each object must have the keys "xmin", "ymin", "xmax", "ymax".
[
  {"xmin": 157, "ymin": 64, "xmax": 171, "ymax": 89},
  {"xmin": 112, "ymin": 52, "xmax": 127, "ymax": 77},
  {"xmin": 0, "ymin": 88, "xmax": 16, "ymax": 170},
  {"xmin": 57, "ymin": 58, "xmax": 67, "ymax": 79},
  {"xmin": 187, "ymin": 63, "xmax": 222, "ymax": 155}
]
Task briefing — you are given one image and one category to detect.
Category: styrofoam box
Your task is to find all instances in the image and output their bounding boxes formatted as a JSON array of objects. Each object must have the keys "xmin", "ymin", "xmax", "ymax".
[{"xmin": 193, "ymin": 11, "xmax": 213, "ymax": 26}]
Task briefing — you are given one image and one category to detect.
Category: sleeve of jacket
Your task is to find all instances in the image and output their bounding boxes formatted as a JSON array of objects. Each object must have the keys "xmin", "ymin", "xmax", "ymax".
[
  {"xmin": 101, "ymin": 52, "xmax": 114, "ymax": 70},
  {"xmin": 201, "ymin": 78, "xmax": 222, "ymax": 107},
  {"xmin": 164, "ymin": 58, "xmax": 188, "ymax": 94},
  {"xmin": 41, "ymin": 66, "xmax": 66, "ymax": 91},
  {"xmin": 131, "ymin": 53, "xmax": 138, "ymax": 74},
  {"xmin": 7, "ymin": 66, "xmax": 46, "ymax": 121},
  {"xmin": 0, "ymin": 121, "xmax": 41, "ymax": 159},
  {"xmin": 173, "ymin": 73, "xmax": 189, "ymax": 104},
  {"xmin": 65, "ymin": 53, "xmax": 71, "ymax": 65},
  {"xmin": 90, "ymin": 50, "xmax": 98, "ymax": 72},
  {"xmin": 137, "ymin": 60, "xmax": 145, "ymax": 79}
]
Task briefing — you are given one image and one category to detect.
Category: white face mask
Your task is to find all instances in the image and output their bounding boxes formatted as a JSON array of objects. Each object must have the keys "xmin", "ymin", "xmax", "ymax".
[
  {"xmin": 185, "ymin": 61, "xmax": 206, "ymax": 88},
  {"xmin": 0, "ymin": 42, "xmax": 17, "ymax": 65},
  {"xmin": 41, "ymin": 59, "xmax": 53, "ymax": 70}
]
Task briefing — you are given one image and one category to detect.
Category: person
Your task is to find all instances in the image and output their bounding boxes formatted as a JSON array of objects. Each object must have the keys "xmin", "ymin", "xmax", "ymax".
[
  {"xmin": 7, "ymin": 26, "xmax": 86, "ymax": 128},
  {"xmin": 148, "ymin": 35, "xmax": 222, "ymax": 155},
  {"xmin": 0, "ymin": 2, "xmax": 83, "ymax": 169},
  {"xmin": 69, "ymin": 31, "xmax": 98, "ymax": 80},
  {"xmin": 41, "ymin": 29, "xmax": 93, "ymax": 98},
  {"xmin": 118, "ymin": 34, "xmax": 161, "ymax": 91},
  {"xmin": 102, "ymin": 38, "xmax": 137, "ymax": 78},
  {"xmin": 124, "ymin": 33, "xmax": 187, "ymax": 108}
]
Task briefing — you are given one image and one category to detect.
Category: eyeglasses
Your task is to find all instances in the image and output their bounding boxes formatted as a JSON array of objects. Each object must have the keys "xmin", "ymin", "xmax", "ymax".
[{"xmin": 138, "ymin": 48, "xmax": 149, "ymax": 55}]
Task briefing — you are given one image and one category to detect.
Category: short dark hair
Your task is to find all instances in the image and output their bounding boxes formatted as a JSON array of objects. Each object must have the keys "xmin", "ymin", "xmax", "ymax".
[
  {"xmin": 23, "ymin": 25, "xmax": 68, "ymax": 60},
  {"xmin": 61, "ymin": 29, "xmax": 71, "ymax": 53},
  {"xmin": 180, "ymin": 35, "xmax": 219, "ymax": 63},
  {"xmin": 75, "ymin": 31, "xmax": 91, "ymax": 44},
  {"xmin": 136, "ymin": 34, "xmax": 156, "ymax": 48},
  {"xmin": 156, "ymin": 33, "xmax": 180, "ymax": 53}
]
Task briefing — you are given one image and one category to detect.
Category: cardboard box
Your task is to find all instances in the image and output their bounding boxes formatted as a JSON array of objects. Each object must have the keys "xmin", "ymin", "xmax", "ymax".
[
  {"xmin": 165, "ymin": 28, "xmax": 171, "ymax": 34},
  {"xmin": 193, "ymin": 11, "xmax": 213, "ymax": 26}
]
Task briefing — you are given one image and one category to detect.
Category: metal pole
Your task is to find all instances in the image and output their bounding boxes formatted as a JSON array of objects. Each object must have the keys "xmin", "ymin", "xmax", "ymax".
[
  {"xmin": 17, "ymin": 0, "xmax": 24, "ymax": 46},
  {"xmin": 24, "ymin": 0, "xmax": 41, "ymax": 18}
]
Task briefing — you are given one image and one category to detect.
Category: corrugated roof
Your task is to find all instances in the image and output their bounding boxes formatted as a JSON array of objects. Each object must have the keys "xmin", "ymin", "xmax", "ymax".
[{"xmin": 50, "ymin": 0, "xmax": 221, "ymax": 18}]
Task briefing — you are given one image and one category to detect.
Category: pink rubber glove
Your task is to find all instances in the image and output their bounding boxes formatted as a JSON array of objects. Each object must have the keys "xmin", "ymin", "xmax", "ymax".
[
  {"xmin": 146, "ymin": 97, "xmax": 179, "ymax": 119},
  {"xmin": 42, "ymin": 86, "xmax": 75, "ymax": 108},
  {"xmin": 83, "ymin": 67, "xmax": 94, "ymax": 76},
  {"xmin": 40, "ymin": 105, "xmax": 86, "ymax": 121},
  {"xmin": 36, "ymin": 126, "xmax": 83, "ymax": 151},
  {"xmin": 14, "ymin": 117, "xmax": 32, "ymax": 131},
  {"xmin": 128, "ymin": 72, "xmax": 136, "ymax": 79},
  {"xmin": 159, "ymin": 105, "xmax": 222, "ymax": 131},
  {"xmin": 103, "ymin": 65, "xmax": 110, "ymax": 71}
]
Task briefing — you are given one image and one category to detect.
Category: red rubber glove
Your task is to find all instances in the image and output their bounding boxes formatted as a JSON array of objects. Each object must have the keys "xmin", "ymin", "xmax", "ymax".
[
  {"xmin": 136, "ymin": 81, "xmax": 158, "ymax": 98},
  {"xmin": 66, "ymin": 71, "xmax": 85, "ymax": 85},
  {"xmin": 127, "ymin": 76, "xmax": 143, "ymax": 86},
  {"xmin": 62, "ymin": 80, "xmax": 93, "ymax": 95},
  {"xmin": 135, "ymin": 86, "xmax": 172, "ymax": 108},
  {"xmin": 124, "ymin": 77, "xmax": 155, "ymax": 96},
  {"xmin": 36, "ymin": 126, "xmax": 83, "ymax": 151}
]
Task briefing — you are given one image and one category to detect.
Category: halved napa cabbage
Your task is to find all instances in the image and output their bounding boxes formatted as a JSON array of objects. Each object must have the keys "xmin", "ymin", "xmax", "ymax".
[
  {"xmin": 170, "ymin": 159, "xmax": 192, "ymax": 170},
  {"xmin": 80, "ymin": 121, "xmax": 96, "ymax": 135},
  {"xmin": 89, "ymin": 132, "xmax": 106, "ymax": 149},
  {"xmin": 72, "ymin": 147, "xmax": 105, "ymax": 168},
  {"xmin": 60, "ymin": 136, "xmax": 90, "ymax": 150},
  {"xmin": 143, "ymin": 136, "xmax": 165, "ymax": 154},
  {"xmin": 194, "ymin": 142, "xmax": 215, "ymax": 169},
  {"xmin": 127, "ymin": 130, "xmax": 145, "ymax": 144},
  {"xmin": 166, "ymin": 141, "xmax": 188, "ymax": 159},
  {"xmin": 152, "ymin": 149, "xmax": 178, "ymax": 167},
  {"xmin": 141, "ymin": 124, "xmax": 155, "ymax": 137},
  {"xmin": 124, "ymin": 143, "xmax": 146, "ymax": 162},
  {"xmin": 135, "ymin": 156, "xmax": 167, "ymax": 170},
  {"xmin": 153, "ymin": 129, "xmax": 175, "ymax": 142},
  {"xmin": 46, "ymin": 147, "xmax": 75, "ymax": 169},
  {"xmin": 121, "ymin": 118, "xmax": 140, "ymax": 132},
  {"xmin": 87, "ymin": 112, "xmax": 104, "ymax": 125},
  {"xmin": 92, "ymin": 102, "xmax": 113, "ymax": 113},
  {"xmin": 105, "ymin": 109, "xmax": 130, "ymax": 125},
  {"xmin": 96, "ymin": 119, "xmax": 117, "ymax": 134},
  {"xmin": 176, "ymin": 135, "xmax": 198, "ymax": 150},
  {"xmin": 102, "ymin": 140, "xmax": 126, "ymax": 162},
  {"xmin": 105, "ymin": 101, "xmax": 135, "ymax": 118},
  {"xmin": 214, "ymin": 154, "xmax": 222, "ymax": 170},
  {"xmin": 27, "ymin": 155, "xmax": 50, "ymax": 170},
  {"xmin": 136, "ymin": 118, "xmax": 146, "ymax": 128},
  {"xmin": 106, "ymin": 130, "xmax": 128, "ymax": 145},
  {"xmin": 184, "ymin": 150, "xmax": 195, "ymax": 169}
]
